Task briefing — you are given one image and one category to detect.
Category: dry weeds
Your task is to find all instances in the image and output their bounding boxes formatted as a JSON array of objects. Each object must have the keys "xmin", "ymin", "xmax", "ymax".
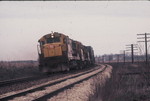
[
  {"xmin": 0, "ymin": 61, "xmax": 39, "ymax": 81},
  {"xmin": 89, "ymin": 63, "xmax": 150, "ymax": 101}
]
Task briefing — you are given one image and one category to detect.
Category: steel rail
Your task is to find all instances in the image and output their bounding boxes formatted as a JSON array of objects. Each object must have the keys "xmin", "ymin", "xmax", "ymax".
[
  {"xmin": 0, "ymin": 66, "xmax": 96, "ymax": 87},
  {"xmin": 0, "ymin": 75, "xmax": 48, "ymax": 87}
]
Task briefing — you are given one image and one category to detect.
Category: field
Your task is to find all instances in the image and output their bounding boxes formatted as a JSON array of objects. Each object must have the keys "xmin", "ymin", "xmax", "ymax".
[
  {"xmin": 0, "ymin": 61, "xmax": 40, "ymax": 81},
  {"xmin": 1, "ymin": 61, "xmax": 150, "ymax": 101},
  {"xmin": 89, "ymin": 62, "xmax": 150, "ymax": 101}
]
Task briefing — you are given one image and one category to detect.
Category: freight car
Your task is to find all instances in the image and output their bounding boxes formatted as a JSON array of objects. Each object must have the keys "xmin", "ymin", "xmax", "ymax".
[{"xmin": 37, "ymin": 32, "xmax": 95, "ymax": 73}]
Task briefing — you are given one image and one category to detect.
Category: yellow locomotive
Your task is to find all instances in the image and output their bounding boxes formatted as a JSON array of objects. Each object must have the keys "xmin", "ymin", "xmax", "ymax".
[{"xmin": 37, "ymin": 32, "xmax": 95, "ymax": 73}]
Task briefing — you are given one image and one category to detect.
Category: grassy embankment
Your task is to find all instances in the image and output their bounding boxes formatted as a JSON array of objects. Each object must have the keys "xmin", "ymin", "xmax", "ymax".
[{"xmin": 89, "ymin": 62, "xmax": 150, "ymax": 101}]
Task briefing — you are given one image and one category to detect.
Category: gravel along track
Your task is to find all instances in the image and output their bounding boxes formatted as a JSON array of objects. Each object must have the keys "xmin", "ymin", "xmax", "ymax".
[
  {"xmin": 0, "ymin": 64, "xmax": 108, "ymax": 101},
  {"xmin": 0, "ymin": 73, "xmax": 67, "ymax": 95},
  {"xmin": 48, "ymin": 64, "xmax": 112, "ymax": 101}
]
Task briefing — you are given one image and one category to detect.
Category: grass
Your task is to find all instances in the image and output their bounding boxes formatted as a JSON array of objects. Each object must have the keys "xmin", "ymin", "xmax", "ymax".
[
  {"xmin": 0, "ymin": 61, "xmax": 40, "ymax": 81},
  {"xmin": 89, "ymin": 62, "xmax": 150, "ymax": 101}
]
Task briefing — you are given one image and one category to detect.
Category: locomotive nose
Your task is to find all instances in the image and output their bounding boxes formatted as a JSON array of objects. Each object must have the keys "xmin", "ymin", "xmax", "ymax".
[{"xmin": 43, "ymin": 43, "xmax": 62, "ymax": 58}]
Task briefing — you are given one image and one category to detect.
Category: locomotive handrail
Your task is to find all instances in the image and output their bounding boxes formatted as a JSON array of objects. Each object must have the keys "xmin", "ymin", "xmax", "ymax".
[{"xmin": 37, "ymin": 45, "xmax": 41, "ymax": 55}]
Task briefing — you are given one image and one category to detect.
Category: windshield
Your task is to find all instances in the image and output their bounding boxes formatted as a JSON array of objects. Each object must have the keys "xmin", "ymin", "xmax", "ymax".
[
  {"xmin": 40, "ymin": 41, "xmax": 45, "ymax": 46},
  {"xmin": 47, "ymin": 37, "xmax": 60, "ymax": 43}
]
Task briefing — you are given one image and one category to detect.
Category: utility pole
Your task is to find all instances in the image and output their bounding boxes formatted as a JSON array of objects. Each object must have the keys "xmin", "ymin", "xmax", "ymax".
[
  {"xmin": 131, "ymin": 44, "xmax": 134, "ymax": 63},
  {"xmin": 126, "ymin": 44, "xmax": 138, "ymax": 63},
  {"xmin": 137, "ymin": 33, "xmax": 150, "ymax": 64},
  {"xmin": 123, "ymin": 50, "xmax": 125, "ymax": 64}
]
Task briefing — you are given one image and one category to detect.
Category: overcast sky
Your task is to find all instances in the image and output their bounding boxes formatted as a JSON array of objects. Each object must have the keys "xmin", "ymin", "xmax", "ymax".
[{"xmin": 0, "ymin": 1, "xmax": 150, "ymax": 61}]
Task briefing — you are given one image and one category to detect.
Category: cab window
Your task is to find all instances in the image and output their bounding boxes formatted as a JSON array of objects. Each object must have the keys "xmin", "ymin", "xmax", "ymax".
[
  {"xmin": 40, "ymin": 41, "xmax": 45, "ymax": 45},
  {"xmin": 47, "ymin": 37, "xmax": 60, "ymax": 43},
  {"xmin": 63, "ymin": 38, "xmax": 67, "ymax": 44}
]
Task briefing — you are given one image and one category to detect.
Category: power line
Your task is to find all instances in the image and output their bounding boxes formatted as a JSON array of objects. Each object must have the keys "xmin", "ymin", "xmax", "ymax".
[{"xmin": 137, "ymin": 33, "xmax": 150, "ymax": 64}]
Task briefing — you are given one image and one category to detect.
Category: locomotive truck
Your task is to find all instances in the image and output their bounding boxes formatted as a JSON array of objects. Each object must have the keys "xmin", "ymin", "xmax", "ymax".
[{"xmin": 37, "ymin": 32, "xmax": 95, "ymax": 73}]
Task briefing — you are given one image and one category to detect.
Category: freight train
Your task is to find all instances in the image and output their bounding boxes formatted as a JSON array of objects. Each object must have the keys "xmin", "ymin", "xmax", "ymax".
[{"xmin": 37, "ymin": 32, "xmax": 95, "ymax": 73}]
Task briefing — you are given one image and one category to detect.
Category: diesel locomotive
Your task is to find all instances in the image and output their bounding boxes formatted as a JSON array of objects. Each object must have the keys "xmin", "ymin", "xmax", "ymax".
[{"xmin": 37, "ymin": 32, "xmax": 95, "ymax": 73}]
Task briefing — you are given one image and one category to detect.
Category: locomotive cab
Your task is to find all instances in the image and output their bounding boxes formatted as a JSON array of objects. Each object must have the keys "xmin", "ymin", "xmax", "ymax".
[
  {"xmin": 38, "ymin": 32, "xmax": 68, "ymax": 72},
  {"xmin": 39, "ymin": 33, "xmax": 61, "ymax": 57}
]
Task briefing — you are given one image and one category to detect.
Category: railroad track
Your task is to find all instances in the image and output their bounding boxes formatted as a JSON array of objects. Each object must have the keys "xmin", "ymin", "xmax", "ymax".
[
  {"xmin": 0, "ymin": 74, "xmax": 48, "ymax": 87},
  {"xmin": 0, "ymin": 64, "xmax": 108, "ymax": 101},
  {"xmin": 0, "ymin": 66, "xmax": 96, "ymax": 88}
]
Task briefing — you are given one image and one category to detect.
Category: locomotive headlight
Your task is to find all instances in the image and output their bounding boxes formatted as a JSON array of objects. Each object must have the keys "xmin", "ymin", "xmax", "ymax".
[{"xmin": 51, "ymin": 34, "xmax": 54, "ymax": 38}]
